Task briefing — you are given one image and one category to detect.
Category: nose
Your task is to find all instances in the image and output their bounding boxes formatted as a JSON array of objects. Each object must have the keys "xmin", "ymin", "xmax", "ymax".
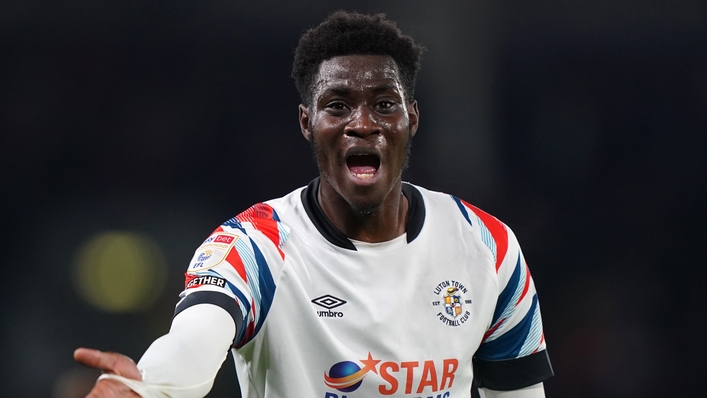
[{"xmin": 345, "ymin": 106, "xmax": 380, "ymax": 138}]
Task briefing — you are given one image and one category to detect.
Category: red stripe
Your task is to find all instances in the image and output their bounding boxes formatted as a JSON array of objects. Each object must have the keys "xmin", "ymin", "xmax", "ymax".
[
  {"xmin": 482, "ymin": 319, "xmax": 505, "ymax": 341},
  {"xmin": 533, "ymin": 334, "xmax": 545, "ymax": 354},
  {"xmin": 234, "ymin": 301, "xmax": 257, "ymax": 349},
  {"xmin": 463, "ymin": 201, "xmax": 508, "ymax": 272},
  {"xmin": 236, "ymin": 203, "xmax": 274, "ymax": 223},
  {"xmin": 184, "ymin": 272, "xmax": 198, "ymax": 288},
  {"xmin": 226, "ymin": 247, "xmax": 248, "ymax": 282},
  {"xmin": 256, "ymin": 219, "xmax": 284, "ymax": 259},
  {"xmin": 243, "ymin": 301, "xmax": 257, "ymax": 344},
  {"xmin": 236, "ymin": 203, "xmax": 285, "ymax": 259}
]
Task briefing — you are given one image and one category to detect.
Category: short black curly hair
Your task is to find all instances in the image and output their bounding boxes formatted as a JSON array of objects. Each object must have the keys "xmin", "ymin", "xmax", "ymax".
[{"xmin": 292, "ymin": 11, "xmax": 425, "ymax": 107}]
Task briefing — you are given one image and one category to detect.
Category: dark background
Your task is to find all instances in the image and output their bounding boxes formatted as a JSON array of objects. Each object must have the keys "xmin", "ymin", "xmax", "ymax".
[{"xmin": 2, "ymin": 1, "xmax": 706, "ymax": 397}]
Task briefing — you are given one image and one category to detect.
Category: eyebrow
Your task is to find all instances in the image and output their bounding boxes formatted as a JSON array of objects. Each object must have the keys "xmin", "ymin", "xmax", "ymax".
[
  {"xmin": 319, "ymin": 83, "xmax": 402, "ymax": 98},
  {"xmin": 320, "ymin": 85, "xmax": 353, "ymax": 97},
  {"xmin": 371, "ymin": 83, "xmax": 400, "ymax": 93}
]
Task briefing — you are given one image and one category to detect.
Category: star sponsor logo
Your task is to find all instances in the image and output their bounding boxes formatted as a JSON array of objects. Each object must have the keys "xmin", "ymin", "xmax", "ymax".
[
  {"xmin": 323, "ymin": 352, "xmax": 458, "ymax": 397},
  {"xmin": 431, "ymin": 280, "xmax": 472, "ymax": 327},
  {"xmin": 312, "ymin": 294, "xmax": 347, "ymax": 318}
]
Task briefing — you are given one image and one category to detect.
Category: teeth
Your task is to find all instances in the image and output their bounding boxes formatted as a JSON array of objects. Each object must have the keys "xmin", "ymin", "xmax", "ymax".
[{"xmin": 356, "ymin": 173, "xmax": 375, "ymax": 180}]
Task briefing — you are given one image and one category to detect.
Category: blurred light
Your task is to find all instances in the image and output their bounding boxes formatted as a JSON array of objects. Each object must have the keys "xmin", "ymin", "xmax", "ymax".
[{"xmin": 72, "ymin": 231, "xmax": 167, "ymax": 313}]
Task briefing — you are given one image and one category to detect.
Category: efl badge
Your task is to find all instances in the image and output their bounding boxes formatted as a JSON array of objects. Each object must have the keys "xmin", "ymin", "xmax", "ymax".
[{"xmin": 187, "ymin": 233, "xmax": 239, "ymax": 273}]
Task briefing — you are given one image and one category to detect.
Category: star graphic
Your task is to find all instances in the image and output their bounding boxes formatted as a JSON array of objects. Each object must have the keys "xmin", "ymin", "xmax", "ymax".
[{"xmin": 359, "ymin": 352, "xmax": 381, "ymax": 375}]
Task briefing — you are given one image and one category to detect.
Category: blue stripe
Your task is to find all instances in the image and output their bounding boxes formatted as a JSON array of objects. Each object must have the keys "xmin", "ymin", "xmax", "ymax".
[
  {"xmin": 278, "ymin": 223, "xmax": 290, "ymax": 248},
  {"xmin": 251, "ymin": 240, "xmax": 276, "ymax": 337},
  {"xmin": 451, "ymin": 195, "xmax": 472, "ymax": 226},
  {"xmin": 476, "ymin": 294, "xmax": 539, "ymax": 360},
  {"xmin": 223, "ymin": 217, "xmax": 246, "ymax": 233},
  {"xmin": 271, "ymin": 209, "xmax": 281, "ymax": 222},
  {"xmin": 231, "ymin": 287, "xmax": 251, "ymax": 346},
  {"xmin": 519, "ymin": 302, "xmax": 544, "ymax": 356},
  {"xmin": 237, "ymin": 239, "xmax": 262, "ymax": 312},
  {"xmin": 193, "ymin": 269, "xmax": 239, "ymax": 298},
  {"xmin": 491, "ymin": 255, "xmax": 522, "ymax": 326},
  {"xmin": 190, "ymin": 269, "xmax": 242, "ymax": 306}
]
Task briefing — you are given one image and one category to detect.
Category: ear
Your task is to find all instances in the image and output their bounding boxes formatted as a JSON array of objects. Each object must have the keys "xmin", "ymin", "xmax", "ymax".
[
  {"xmin": 299, "ymin": 104, "xmax": 313, "ymax": 141},
  {"xmin": 408, "ymin": 100, "xmax": 420, "ymax": 137}
]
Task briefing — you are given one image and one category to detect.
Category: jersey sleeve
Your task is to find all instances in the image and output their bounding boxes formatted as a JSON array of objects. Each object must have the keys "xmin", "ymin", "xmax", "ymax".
[
  {"xmin": 174, "ymin": 202, "xmax": 290, "ymax": 348},
  {"xmin": 454, "ymin": 198, "xmax": 554, "ymax": 390}
]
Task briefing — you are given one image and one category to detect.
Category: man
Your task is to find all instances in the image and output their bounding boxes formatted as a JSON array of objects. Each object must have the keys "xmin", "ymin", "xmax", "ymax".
[{"xmin": 75, "ymin": 11, "xmax": 554, "ymax": 398}]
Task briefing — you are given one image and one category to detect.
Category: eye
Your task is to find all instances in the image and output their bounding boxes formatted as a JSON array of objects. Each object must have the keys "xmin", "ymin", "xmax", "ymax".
[
  {"xmin": 325, "ymin": 101, "xmax": 347, "ymax": 110},
  {"xmin": 376, "ymin": 100, "xmax": 397, "ymax": 112},
  {"xmin": 324, "ymin": 101, "xmax": 350, "ymax": 115}
]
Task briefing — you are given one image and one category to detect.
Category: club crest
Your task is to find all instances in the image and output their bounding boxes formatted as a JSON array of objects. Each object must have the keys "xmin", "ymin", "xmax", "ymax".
[{"xmin": 432, "ymin": 280, "xmax": 472, "ymax": 327}]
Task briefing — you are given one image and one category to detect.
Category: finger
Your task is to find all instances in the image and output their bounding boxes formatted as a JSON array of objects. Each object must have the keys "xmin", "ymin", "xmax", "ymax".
[
  {"xmin": 74, "ymin": 348, "xmax": 122, "ymax": 370},
  {"xmin": 74, "ymin": 348, "xmax": 142, "ymax": 380},
  {"xmin": 74, "ymin": 347, "xmax": 102, "ymax": 368}
]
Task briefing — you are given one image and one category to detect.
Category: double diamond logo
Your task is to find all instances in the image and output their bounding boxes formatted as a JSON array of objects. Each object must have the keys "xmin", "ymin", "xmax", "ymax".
[{"xmin": 311, "ymin": 294, "xmax": 347, "ymax": 309}]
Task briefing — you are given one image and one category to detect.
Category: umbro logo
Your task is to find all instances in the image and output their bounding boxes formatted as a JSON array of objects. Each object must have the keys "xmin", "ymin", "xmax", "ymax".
[
  {"xmin": 312, "ymin": 294, "xmax": 347, "ymax": 309},
  {"xmin": 312, "ymin": 294, "xmax": 347, "ymax": 318}
]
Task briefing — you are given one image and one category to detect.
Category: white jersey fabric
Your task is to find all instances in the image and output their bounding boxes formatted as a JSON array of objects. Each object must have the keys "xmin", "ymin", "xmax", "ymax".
[{"xmin": 176, "ymin": 179, "xmax": 553, "ymax": 398}]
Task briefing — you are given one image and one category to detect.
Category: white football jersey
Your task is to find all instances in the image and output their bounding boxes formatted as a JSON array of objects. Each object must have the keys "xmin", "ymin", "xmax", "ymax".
[{"xmin": 176, "ymin": 179, "xmax": 553, "ymax": 398}]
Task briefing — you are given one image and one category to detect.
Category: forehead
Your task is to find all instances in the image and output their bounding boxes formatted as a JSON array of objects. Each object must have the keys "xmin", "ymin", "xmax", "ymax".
[{"xmin": 312, "ymin": 55, "xmax": 403, "ymax": 98}]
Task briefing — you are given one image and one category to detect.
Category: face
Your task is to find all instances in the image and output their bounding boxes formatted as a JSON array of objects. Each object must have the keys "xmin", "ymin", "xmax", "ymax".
[{"xmin": 299, "ymin": 55, "xmax": 419, "ymax": 214}]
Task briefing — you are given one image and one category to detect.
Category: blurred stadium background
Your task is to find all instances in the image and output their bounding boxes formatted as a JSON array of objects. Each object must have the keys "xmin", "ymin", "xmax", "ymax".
[{"xmin": 1, "ymin": 1, "xmax": 705, "ymax": 397}]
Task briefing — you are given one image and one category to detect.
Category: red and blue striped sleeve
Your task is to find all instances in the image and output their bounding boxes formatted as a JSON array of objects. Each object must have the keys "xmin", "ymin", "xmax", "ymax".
[
  {"xmin": 176, "ymin": 203, "xmax": 290, "ymax": 348},
  {"xmin": 452, "ymin": 196, "xmax": 553, "ymax": 390}
]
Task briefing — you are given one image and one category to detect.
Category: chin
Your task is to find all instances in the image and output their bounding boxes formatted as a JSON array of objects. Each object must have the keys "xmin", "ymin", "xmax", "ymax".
[
  {"xmin": 347, "ymin": 199, "xmax": 382, "ymax": 217},
  {"xmin": 344, "ymin": 178, "xmax": 399, "ymax": 217}
]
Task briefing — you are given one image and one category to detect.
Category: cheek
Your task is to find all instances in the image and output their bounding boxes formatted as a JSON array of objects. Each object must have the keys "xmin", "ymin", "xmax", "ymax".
[
  {"xmin": 386, "ymin": 120, "xmax": 412, "ymax": 148},
  {"xmin": 312, "ymin": 115, "xmax": 341, "ymax": 141},
  {"xmin": 313, "ymin": 132, "xmax": 337, "ymax": 156},
  {"xmin": 386, "ymin": 115, "xmax": 410, "ymax": 135},
  {"xmin": 311, "ymin": 129, "xmax": 340, "ymax": 166}
]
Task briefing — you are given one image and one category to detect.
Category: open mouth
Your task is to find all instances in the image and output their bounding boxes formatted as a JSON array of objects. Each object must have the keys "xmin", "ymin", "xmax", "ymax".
[{"xmin": 346, "ymin": 153, "xmax": 381, "ymax": 180}]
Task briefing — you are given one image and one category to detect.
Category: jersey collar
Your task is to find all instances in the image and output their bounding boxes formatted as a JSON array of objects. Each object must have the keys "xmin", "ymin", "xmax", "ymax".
[{"xmin": 300, "ymin": 177, "xmax": 426, "ymax": 250}]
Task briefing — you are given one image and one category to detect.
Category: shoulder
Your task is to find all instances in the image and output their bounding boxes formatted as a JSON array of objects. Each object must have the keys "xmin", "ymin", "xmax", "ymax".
[
  {"xmin": 221, "ymin": 186, "xmax": 308, "ymax": 254},
  {"xmin": 412, "ymin": 184, "xmax": 519, "ymax": 272},
  {"xmin": 411, "ymin": 184, "xmax": 511, "ymax": 239},
  {"xmin": 185, "ymin": 187, "xmax": 306, "ymax": 274},
  {"xmin": 409, "ymin": 183, "xmax": 505, "ymax": 228}
]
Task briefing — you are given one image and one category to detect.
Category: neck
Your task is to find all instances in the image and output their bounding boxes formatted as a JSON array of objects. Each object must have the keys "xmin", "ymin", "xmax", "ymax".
[{"xmin": 318, "ymin": 180, "xmax": 408, "ymax": 243}]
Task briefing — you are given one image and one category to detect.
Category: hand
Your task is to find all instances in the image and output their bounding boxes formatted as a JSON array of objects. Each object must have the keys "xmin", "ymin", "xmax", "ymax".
[{"xmin": 74, "ymin": 348, "xmax": 142, "ymax": 397}]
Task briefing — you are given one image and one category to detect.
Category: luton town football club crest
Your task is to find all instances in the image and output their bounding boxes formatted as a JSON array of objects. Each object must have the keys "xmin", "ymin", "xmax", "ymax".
[
  {"xmin": 432, "ymin": 280, "xmax": 472, "ymax": 327},
  {"xmin": 444, "ymin": 287, "xmax": 463, "ymax": 317}
]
